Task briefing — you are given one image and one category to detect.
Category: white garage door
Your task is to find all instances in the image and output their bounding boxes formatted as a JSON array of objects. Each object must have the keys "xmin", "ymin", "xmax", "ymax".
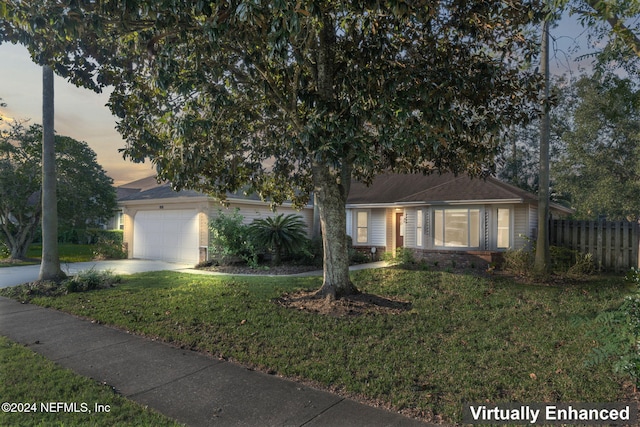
[{"xmin": 133, "ymin": 209, "xmax": 200, "ymax": 264}]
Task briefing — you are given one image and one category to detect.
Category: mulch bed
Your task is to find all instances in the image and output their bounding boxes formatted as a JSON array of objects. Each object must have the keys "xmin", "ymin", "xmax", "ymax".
[{"xmin": 198, "ymin": 264, "xmax": 321, "ymax": 275}]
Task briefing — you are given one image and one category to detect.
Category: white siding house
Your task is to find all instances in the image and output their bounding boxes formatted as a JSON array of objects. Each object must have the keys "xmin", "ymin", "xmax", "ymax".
[
  {"xmin": 116, "ymin": 173, "xmax": 570, "ymax": 266},
  {"xmin": 345, "ymin": 173, "xmax": 571, "ymax": 264}
]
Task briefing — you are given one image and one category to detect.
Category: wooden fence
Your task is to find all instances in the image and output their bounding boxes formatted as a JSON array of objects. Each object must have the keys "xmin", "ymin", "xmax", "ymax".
[{"xmin": 550, "ymin": 220, "xmax": 640, "ymax": 272}]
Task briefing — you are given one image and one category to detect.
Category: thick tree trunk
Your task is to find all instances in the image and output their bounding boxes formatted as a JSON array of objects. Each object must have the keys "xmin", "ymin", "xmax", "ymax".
[
  {"xmin": 39, "ymin": 66, "xmax": 65, "ymax": 281},
  {"xmin": 7, "ymin": 222, "xmax": 38, "ymax": 259},
  {"xmin": 312, "ymin": 163, "xmax": 359, "ymax": 299}
]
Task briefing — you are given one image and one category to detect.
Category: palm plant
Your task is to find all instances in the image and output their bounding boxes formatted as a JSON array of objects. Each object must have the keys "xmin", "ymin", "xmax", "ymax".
[{"xmin": 249, "ymin": 214, "xmax": 308, "ymax": 265}]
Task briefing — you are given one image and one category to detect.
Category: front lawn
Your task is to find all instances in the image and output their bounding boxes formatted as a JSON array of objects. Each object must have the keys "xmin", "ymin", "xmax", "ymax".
[
  {"xmin": 0, "ymin": 244, "xmax": 96, "ymax": 267},
  {"xmin": 2, "ymin": 268, "xmax": 633, "ymax": 424},
  {"xmin": 0, "ymin": 336, "xmax": 182, "ymax": 427}
]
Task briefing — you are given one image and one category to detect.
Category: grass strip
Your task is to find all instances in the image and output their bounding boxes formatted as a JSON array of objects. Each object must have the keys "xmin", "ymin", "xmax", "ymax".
[
  {"xmin": 4, "ymin": 268, "xmax": 633, "ymax": 423},
  {"xmin": 0, "ymin": 336, "xmax": 182, "ymax": 427}
]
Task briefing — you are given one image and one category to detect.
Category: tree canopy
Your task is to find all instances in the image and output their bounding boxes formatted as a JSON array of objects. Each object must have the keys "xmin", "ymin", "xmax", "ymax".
[
  {"xmin": 553, "ymin": 73, "xmax": 640, "ymax": 221},
  {"xmin": 2, "ymin": 0, "xmax": 545, "ymax": 296},
  {"xmin": 0, "ymin": 123, "xmax": 117, "ymax": 259},
  {"xmin": 553, "ymin": 0, "xmax": 640, "ymax": 72}
]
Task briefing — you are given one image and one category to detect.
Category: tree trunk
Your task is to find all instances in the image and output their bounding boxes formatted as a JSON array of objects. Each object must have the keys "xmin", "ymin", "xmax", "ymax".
[
  {"xmin": 534, "ymin": 19, "xmax": 551, "ymax": 277},
  {"xmin": 312, "ymin": 163, "xmax": 359, "ymax": 299},
  {"xmin": 6, "ymin": 218, "xmax": 39, "ymax": 259},
  {"xmin": 39, "ymin": 65, "xmax": 65, "ymax": 281}
]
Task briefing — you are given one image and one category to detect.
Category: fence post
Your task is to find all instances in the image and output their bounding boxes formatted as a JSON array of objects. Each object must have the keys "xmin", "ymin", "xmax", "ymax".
[{"xmin": 623, "ymin": 222, "xmax": 630, "ymax": 270}]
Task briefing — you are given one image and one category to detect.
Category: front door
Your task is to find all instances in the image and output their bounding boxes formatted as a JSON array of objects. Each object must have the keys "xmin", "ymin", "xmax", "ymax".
[{"xmin": 396, "ymin": 212, "xmax": 404, "ymax": 248}]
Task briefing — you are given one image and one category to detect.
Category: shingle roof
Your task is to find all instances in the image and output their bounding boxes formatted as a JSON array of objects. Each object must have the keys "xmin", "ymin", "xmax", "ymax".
[
  {"xmin": 347, "ymin": 173, "xmax": 538, "ymax": 205},
  {"xmin": 117, "ymin": 176, "xmax": 261, "ymax": 202}
]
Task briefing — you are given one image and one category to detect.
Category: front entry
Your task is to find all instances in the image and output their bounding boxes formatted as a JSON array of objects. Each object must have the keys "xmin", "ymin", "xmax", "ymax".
[{"xmin": 396, "ymin": 212, "xmax": 404, "ymax": 248}]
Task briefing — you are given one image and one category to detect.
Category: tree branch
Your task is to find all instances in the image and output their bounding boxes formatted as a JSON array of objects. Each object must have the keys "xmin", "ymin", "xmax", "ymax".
[{"xmin": 586, "ymin": 0, "xmax": 640, "ymax": 58}]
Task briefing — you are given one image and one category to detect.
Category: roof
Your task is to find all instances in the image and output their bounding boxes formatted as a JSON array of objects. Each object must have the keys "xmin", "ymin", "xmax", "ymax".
[
  {"xmin": 117, "ymin": 176, "xmax": 263, "ymax": 203},
  {"xmin": 117, "ymin": 173, "xmax": 572, "ymax": 213},
  {"xmin": 347, "ymin": 173, "xmax": 534, "ymax": 204},
  {"xmin": 347, "ymin": 172, "xmax": 572, "ymax": 213}
]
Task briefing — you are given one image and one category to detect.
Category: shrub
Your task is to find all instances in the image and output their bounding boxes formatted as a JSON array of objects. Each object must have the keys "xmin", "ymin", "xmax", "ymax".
[
  {"xmin": 501, "ymin": 248, "xmax": 533, "ymax": 276},
  {"xmin": 567, "ymin": 252, "xmax": 595, "ymax": 277},
  {"xmin": 65, "ymin": 269, "xmax": 121, "ymax": 293},
  {"xmin": 383, "ymin": 247, "xmax": 416, "ymax": 267},
  {"xmin": 209, "ymin": 209, "xmax": 258, "ymax": 266},
  {"xmin": 585, "ymin": 269, "xmax": 640, "ymax": 388},
  {"xmin": 249, "ymin": 214, "xmax": 309, "ymax": 265},
  {"xmin": 92, "ymin": 234, "xmax": 127, "ymax": 260},
  {"xmin": 550, "ymin": 245, "xmax": 577, "ymax": 272}
]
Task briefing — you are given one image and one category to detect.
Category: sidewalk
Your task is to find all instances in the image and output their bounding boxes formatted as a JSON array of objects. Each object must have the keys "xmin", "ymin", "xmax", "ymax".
[{"xmin": 0, "ymin": 295, "xmax": 431, "ymax": 426}]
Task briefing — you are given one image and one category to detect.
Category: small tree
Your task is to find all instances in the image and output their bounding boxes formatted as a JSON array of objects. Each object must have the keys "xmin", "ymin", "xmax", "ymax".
[
  {"xmin": 249, "ymin": 214, "xmax": 308, "ymax": 265},
  {"xmin": 0, "ymin": 123, "xmax": 117, "ymax": 260}
]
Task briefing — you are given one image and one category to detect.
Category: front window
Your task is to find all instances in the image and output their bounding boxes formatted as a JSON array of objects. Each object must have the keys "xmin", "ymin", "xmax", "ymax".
[
  {"xmin": 356, "ymin": 211, "xmax": 368, "ymax": 243},
  {"xmin": 497, "ymin": 208, "xmax": 511, "ymax": 249},
  {"xmin": 434, "ymin": 208, "xmax": 480, "ymax": 248}
]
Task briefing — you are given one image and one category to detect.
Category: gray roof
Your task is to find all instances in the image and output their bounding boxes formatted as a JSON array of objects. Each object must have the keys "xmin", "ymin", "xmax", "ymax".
[
  {"xmin": 117, "ymin": 176, "xmax": 261, "ymax": 202},
  {"xmin": 118, "ymin": 173, "xmax": 571, "ymax": 213},
  {"xmin": 347, "ymin": 173, "xmax": 538, "ymax": 204}
]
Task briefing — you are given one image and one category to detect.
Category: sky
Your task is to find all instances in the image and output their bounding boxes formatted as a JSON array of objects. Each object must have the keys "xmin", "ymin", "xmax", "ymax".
[{"xmin": 0, "ymin": 15, "xmax": 595, "ymax": 187}]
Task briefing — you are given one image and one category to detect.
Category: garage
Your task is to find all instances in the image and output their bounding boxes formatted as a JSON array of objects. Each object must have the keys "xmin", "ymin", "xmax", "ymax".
[{"xmin": 132, "ymin": 209, "xmax": 200, "ymax": 264}]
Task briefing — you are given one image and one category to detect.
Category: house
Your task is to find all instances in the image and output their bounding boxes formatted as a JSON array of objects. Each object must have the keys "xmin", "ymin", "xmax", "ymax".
[
  {"xmin": 116, "ymin": 176, "xmax": 314, "ymax": 264},
  {"xmin": 345, "ymin": 173, "xmax": 572, "ymax": 266},
  {"xmin": 115, "ymin": 173, "xmax": 571, "ymax": 266}
]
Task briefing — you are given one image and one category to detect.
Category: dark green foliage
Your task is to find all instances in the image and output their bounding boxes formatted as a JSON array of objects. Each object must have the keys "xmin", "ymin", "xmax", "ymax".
[
  {"xmin": 249, "ymin": 214, "xmax": 308, "ymax": 265},
  {"xmin": 584, "ymin": 268, "xmax": 640, "ymax": 386},
  {"xmin": 92, "ymin": 235, "xmax": 127, "ymax": 260},
  {"xmin": 208, "ymin": 209, "xmax": 258, "ymax": 267},
  {"xmin": 553, "ymin": 73, "xmax": 640, "ymax": 221},
  {"xmin": 0, "ymin": 123, "xmax": 117, "ymax": 259}
]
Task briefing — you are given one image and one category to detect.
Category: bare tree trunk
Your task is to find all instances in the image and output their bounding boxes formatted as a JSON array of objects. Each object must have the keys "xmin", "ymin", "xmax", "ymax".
[
  {"xmin": 312, "ymin": 163, "xmax": 358, "ymax": 299},
  {"xmin": 38, "ymin": 65, "xmax": 65, "ymax": 281},
  {"xmin": 534, "ymin": 19, "xmax": 551, "ymax": 277}
]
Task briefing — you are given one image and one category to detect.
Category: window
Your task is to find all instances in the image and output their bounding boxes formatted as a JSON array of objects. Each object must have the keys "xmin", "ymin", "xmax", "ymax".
[
  {"xmin": 433, "ymin": 208, "xmax": 480, "ymax": 248},
  {"xmin": 497, "ymin": 208, "xmax": 511, "ymax": 249},
  {"xmin": 356, "ymin": 211, "xmax": 368, "ymax": 243},
  {"xmin": 416, "ymin": 209, "xmax": 423, "ymax": 247}
]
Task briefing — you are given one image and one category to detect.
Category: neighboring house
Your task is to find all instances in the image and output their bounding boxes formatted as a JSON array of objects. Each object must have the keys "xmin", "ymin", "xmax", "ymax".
[
  {"xmin": 116, "ymin": 176, "xmax": 313, "ymax": 264},
  {"xmin": 116, "ymin": 173, "xmax": 571, "ymax": 266},
  {"xmin": 346, "ymin": 173, "xmax": 572, "ymax": 266}
]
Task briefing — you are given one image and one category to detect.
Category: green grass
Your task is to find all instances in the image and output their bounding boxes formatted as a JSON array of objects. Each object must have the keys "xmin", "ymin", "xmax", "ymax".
[
  {"xmin": 2, "ymin": 268, "xmax": 633, "ymax": 424},
  {"xmin": 28, "ymin": 244, "xmax": 96, "ymax": 263},
  {"xmin": 0, "ymin": 336, "xmax": 182, "ymax": 427},
  {"xmin": 0, "ymin": 244, "xmax": 96, "ymax": 267}
]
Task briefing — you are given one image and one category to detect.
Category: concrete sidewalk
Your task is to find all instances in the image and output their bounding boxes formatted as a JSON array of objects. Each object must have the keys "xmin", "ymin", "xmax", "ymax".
[{"xmin": 0, "ymin": 296, "xmax": 431, "ymax": 426}]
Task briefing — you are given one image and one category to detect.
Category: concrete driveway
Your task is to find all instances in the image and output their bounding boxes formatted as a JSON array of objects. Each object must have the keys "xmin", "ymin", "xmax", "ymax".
[{"xmin": 0, "ymin": 259, "xmax": 193, "ymax": 288}]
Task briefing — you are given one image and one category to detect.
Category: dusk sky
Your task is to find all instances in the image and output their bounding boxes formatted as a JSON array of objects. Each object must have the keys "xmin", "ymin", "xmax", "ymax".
[{"xmin": 0, "ymin": 15, "xmax": 593, "ymax": 187}]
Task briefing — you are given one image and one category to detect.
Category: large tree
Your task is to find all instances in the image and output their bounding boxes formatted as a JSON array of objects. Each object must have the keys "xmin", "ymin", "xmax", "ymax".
[
  {"xmin": 553, "ymin": 73, "xmax": 640, "ymax": 220},
  {"xmin": 2, "ymin": 1, "xmax": 544, "ymax": 297},
  {"xmin": 0, "ymin": 123, "xmax": 117, "ymax": 259}
]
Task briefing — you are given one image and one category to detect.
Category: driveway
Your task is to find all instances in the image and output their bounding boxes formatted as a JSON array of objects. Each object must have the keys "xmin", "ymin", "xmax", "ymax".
[{"xmin": 0, "ymin": 259, "xmax": 193, "ymax": 289}]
